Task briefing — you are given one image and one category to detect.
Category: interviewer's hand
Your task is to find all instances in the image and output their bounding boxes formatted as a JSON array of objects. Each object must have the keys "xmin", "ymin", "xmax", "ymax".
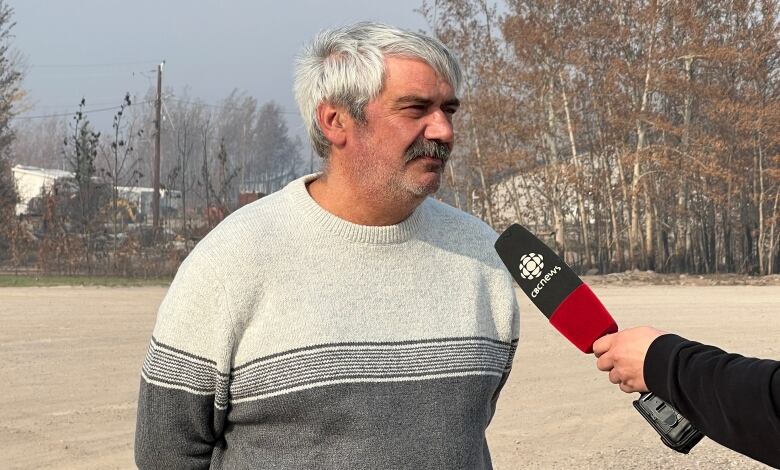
[{"xmin": 593, "ymin": 326, "xmax": 666, "ymax": 393}]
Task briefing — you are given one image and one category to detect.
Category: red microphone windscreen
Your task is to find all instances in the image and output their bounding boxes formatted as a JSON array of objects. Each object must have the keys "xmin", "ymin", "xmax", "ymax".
[
  {"xmin": 495, "ymin": 224, "xmax": 619, "ymax": 353},
  {"xmin": 549, "ymin": 283, "xmax": 618, "ymax": 353}
]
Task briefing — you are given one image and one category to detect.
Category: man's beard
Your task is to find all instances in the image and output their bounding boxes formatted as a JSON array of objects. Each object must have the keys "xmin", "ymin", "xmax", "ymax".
[
  {"xmin": 351, "ymin": 132, "xmax": 452, "ymax": 200},
  {"xmin": 404, "ymin": 138, "xmax": 451, "ymax": 164}
]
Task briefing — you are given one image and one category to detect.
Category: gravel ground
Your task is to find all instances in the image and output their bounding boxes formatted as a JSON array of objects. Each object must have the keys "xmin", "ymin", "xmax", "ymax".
[
  {"xmin": 0, "ymin": 284, "xmax": 777, "ymax": 469},
  {"xmin": 488, "ymin": 284, "xmax": 778, "ymax": 469}
]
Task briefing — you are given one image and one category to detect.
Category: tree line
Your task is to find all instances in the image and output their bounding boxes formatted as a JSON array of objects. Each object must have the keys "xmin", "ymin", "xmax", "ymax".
[
  {"xmin": 4, "ymin": 0, "xmax": 780, "ymax": 276},
  {"xmin": 424, "ymin": 0, "xmax": 780, "ymax": 275},
  {"xmin": 3, "ymin": 88, "xmax": 304, "ymax": 276}
]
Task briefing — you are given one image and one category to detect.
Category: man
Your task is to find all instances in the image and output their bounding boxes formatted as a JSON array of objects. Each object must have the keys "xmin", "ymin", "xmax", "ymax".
[
  {"xmin": 594, "ymin": 327, "xmax": 780, "ymax": 468},
  {"xmin": 135, "ymin": 22, "xmax": 520, "ymax": 469}
]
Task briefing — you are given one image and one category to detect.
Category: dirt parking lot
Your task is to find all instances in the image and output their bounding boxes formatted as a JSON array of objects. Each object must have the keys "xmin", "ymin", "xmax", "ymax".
[{"xmin": 0, "ymin": 285, "xmax": 777, "ymax": 469}]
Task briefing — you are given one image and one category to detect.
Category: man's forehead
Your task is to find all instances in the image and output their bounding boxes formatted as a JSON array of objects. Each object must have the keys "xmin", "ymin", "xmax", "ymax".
[
  {"xmin": 384, "ymin": 57, "xmax": 451, "ymax": 84},
  {"xmin": 382, "ymin": 57, "xmax": 458, "ymax": 102}
]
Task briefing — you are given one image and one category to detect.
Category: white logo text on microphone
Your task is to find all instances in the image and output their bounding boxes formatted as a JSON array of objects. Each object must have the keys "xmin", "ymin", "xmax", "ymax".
[
  {"xmin": 531, "ymin": 265, "xmax": 562, "ymax": 298},
  {"xmin": 519, "ymin": 253, "xmax": 562, "ymax": 297}
]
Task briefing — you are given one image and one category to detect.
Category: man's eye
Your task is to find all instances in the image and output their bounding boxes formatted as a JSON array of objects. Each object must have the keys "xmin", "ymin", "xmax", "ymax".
[{"xmin": 444, "ymin": 107, "xmax": 458, "ymax": 115}]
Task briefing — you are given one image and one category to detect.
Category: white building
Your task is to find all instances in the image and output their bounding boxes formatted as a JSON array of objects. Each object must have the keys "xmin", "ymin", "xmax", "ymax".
[
  {"xmin": 11, "ymin": 164, "xmax": 73, "ymax": 215},
  {"xmin": 117, "ymin": 186, "xmax": 182, "ymax": 223},
  {"xmin": 12, "ymin": 164, "xmax": 181, "ymax": 222}
]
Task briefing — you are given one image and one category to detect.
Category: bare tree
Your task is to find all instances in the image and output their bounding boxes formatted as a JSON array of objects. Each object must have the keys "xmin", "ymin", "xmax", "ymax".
[
  {"xmin": 99, "ymin": 93, "xmax": 143, "ymax": 267},
  {"xmin": 12, "ymin": 116, "xmax": 68, "ymax": 169},
  {"xmin": 63, "ymin": 99, "xmax": 104, "ymax": 274},
  {"xmin": 248, "ymin": 101, "xmax": 302, "ymax": 194},
  {"xmin": 0, "ymin": 0, "xmax": 25, "ymax": 258}
]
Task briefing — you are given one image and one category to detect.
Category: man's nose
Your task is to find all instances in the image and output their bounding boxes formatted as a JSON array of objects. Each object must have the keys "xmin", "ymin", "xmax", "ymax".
[{"xmin": 423, "ymin": 109, "xmax": 454, "ymax": 144}]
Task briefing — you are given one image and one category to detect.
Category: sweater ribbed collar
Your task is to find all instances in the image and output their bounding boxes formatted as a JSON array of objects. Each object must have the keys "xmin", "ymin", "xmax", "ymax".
[{"xmin": 287, "ymin": 173, "xmax": 426, "ymax": 245}]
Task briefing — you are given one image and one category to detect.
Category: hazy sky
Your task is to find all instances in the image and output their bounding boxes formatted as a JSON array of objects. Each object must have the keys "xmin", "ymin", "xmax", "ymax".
[{"xmin": 10, "ymin": 0, "xmax": 432, "ymax": 140}]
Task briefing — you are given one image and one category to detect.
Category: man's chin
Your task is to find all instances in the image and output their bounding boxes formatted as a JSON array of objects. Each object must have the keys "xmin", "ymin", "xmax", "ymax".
[{"xmin": 407, "ymin": 172, "xmax": 442, "ymax": 197}]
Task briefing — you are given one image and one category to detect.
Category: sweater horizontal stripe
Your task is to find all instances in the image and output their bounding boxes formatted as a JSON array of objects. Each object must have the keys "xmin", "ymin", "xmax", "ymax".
[{"xmin": 143, "ymin": 337, "xmax": 518, "ymax": 404}]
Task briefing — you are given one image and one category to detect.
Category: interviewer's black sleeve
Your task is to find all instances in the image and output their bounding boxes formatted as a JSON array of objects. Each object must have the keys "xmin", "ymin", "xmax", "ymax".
[{"xmin": 644, "ymin": 334, "xmax": 780, "ymax": 468}]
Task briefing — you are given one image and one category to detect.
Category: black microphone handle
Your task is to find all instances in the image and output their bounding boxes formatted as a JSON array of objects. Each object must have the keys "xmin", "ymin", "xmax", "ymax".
[{"xmin": 633, "ymin": 392, "xmax": 704, "ymax": 453}]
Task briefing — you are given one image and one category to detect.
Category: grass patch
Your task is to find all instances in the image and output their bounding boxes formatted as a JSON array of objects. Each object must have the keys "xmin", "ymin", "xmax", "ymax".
[{"xmin": 0, "ymin": 274, "xmax": 171, "ymax": 287}]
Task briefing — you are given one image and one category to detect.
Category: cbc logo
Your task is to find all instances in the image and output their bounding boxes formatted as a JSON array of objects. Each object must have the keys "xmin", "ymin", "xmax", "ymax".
[{"xmin": 519, "ymin": 253, "xmax": 544, "ymax": 280}]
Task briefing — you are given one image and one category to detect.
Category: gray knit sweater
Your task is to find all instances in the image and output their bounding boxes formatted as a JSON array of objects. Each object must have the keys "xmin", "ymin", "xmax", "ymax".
[{"xmin": 135, "ymin": 174, "xmax": 520, "ymax": 470}]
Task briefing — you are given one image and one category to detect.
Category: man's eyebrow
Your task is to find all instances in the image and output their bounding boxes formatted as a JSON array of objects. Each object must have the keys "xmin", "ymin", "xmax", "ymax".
[
  {"xmin": 395, "ymin": 95, "xmax": 433, "ymax": 105},
  {"xmin": 394, "ymin": 95, "xmax": 461, "ymax": 108}
]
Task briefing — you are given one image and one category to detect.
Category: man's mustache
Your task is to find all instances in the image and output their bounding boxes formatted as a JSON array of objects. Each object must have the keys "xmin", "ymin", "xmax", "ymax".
[{"xmin": 404, "ymin": 139, "xmax": 451, "ymax": 164}]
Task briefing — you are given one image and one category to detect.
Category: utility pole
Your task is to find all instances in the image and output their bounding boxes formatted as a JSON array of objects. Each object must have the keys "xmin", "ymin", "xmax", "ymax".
[{"xmin": 153, "ymin": 61, "xmax": 164, "ymax": 231}]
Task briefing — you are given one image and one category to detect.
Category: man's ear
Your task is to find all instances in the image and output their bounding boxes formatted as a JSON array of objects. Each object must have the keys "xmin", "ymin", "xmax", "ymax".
[{"xmin": 316, "ymin": 102, "xmax": 350, "ymax": 149}]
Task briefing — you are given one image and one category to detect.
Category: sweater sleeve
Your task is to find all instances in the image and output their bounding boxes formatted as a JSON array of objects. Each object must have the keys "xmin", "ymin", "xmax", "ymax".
[
  {"xmin": 134, "ymin": 252, "xmax": 235, "ymax": 470},
  {"xmin": 644, "ymin": 334, "xmax": 780, "ymax": 468}
]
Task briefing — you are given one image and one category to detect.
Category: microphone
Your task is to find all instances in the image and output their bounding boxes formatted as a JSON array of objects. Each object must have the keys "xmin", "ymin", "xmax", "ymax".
[
  {"xmin": 493, "ymin": 224, "xmax": 616, "ymax": 352},
  {"xmin": 494, "ymin": 224, "xmax": 703, "ymax": 453}
]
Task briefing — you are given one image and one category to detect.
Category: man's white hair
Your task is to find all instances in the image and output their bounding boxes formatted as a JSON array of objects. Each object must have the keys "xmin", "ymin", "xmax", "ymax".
[{"xmin": 294, "ymin": 21, "xmax": 462, "ymax": 158}]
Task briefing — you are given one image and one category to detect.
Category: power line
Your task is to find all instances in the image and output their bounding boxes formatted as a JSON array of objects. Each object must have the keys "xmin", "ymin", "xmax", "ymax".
[
  {"xmin": 24, "ymin": 99, "xmax": 138, "ymax": 109},
  {"xmin": 15, "ymin": 94, "xmax": 301, "ymax": 121},
  {"xmin": 14, "ymin": 100, "xmax": 155, "ymax": 120},
  {"xmin": 29, "ymin": 60, "xmax": 159, "ymax": 69}
]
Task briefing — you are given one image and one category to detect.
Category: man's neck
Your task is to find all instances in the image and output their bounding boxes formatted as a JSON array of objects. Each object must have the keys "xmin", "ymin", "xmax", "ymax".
[{"xmin": 306, "ymin": 171, "xmax": 424, "ymax": 226}]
